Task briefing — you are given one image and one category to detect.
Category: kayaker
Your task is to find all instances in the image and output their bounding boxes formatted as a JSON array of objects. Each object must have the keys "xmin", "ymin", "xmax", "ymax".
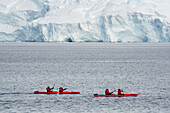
[
  {"xmin": 118, "ymin": 89, "xmax": 122, "ymax": 95},
  {"xmin": 105, "ymin": 89, "xmax": 113, "ymax": 95},
  {"xmin": 59, "ymin": 87, "xmax": 67, "ymax": 92},
  {"xmin": 46, "ymin": 86, "xmax": 53, "ymax": 92}
]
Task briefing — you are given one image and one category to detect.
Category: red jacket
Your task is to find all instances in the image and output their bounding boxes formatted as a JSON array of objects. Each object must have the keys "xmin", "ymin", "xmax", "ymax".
[
  {"xmin": 59, "ymin": 87, "xmax": 63, "ymax": 92},
  {"xmin": 46, "ymin": 87, "xmax": 51, "ymax": 92},
  {"xmin": 118, "ymin": 89, "xmax": 122, "ymax": 95},
  {"xmin": 59, "ymin": 87, "xmax": 67, "ymax": 92},
  {"xmin": 105, "ymin": 89, "xmax": 112, "ymax": 95}
]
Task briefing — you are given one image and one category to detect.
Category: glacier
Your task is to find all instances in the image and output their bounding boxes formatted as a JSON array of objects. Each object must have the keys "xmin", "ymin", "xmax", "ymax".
[{"xmin": 0, "ymin": 0, "xmax": 170, "ymax": 42}]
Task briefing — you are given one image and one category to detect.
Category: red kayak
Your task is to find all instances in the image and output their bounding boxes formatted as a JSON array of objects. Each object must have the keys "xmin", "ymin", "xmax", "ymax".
[
  {"xmin": 34, "ymin": 91, "xmax": 58, "ymax": 94},
  {"xmin": 59, "ymin": 91, "xmax": 80, "ymax": 94},
  {"xmin": 94, "ymin": 94, "xmax": 138, "ymax": 97}
]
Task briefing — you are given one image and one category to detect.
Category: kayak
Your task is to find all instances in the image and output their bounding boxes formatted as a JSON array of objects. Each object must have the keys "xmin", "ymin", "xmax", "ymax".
[
  {"xmin": 34, "ymin": 91, "xmax": 58, "ymax": 94},
  {"xmin": 59, "ymin": 91, "xmax": 80, "ymax": 94},
  {"xmin": 94, "ymin": 94, "xmax": 138, "ymax": 97}
]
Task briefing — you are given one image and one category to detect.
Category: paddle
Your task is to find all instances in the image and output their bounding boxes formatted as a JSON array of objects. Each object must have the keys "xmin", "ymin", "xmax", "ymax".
[
  {"xmin": 112, "ymin": 89, "xmax": 116, "ymax": 93},
  {"xmin": 51, "ymin": 84, "xmax": 55, "ymax": 91}
]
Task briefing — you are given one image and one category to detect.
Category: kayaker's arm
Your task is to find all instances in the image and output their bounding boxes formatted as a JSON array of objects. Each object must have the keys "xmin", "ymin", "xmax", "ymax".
[
  {"xmin": 50, "ymin": 87, "xmax": 54, "ymax": 91},
  {"xmin": 64, "ymin": 88, "xmax": 67, "ymax": 90}
]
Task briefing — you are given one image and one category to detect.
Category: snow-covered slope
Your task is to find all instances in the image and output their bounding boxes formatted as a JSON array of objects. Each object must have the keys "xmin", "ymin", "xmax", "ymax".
[{"xmin": 0, "ymin": 0, "xmax": 170, "ymax": 42}]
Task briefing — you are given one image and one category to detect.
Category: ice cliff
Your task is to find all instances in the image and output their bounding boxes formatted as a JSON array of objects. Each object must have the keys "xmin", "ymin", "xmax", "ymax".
[{"xmin": 0, "ymin": 0, "xmax": 170, "ymax": 42}]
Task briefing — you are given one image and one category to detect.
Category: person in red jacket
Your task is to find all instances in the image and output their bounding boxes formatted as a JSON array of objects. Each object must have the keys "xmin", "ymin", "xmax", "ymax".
[
  {"xmin": 105, "ymin": 89, "xmax": 113, "ymax": 95},
  {"xmin": 59, "ymin": 87, "xmax": 67, "ymax": 92},
  {"xmin": 46, "ymin": 86, "xmax": 53, "ymax": 92},
  {"xmin": 118, "ymin": 89, "xmax": 122, "ymax": 95}
]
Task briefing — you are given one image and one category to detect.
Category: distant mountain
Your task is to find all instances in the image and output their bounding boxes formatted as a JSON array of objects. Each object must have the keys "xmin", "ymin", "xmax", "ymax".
[{"xmin": 0, "ymin": 0, "xmax": 170, "ymax": 42}]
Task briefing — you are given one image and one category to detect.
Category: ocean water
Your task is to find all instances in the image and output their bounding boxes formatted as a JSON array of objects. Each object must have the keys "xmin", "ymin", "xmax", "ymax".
[{"xmin": 0, "ymin": 42, "xmax": 169, "ymax": 113}]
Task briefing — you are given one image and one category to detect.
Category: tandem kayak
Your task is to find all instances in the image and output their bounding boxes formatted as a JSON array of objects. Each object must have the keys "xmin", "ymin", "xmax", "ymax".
[
  {"xmin": 59, "ymin": 91, "xmax": 80, "ymax": 94},
  {"xmin": 34, "ymin": 91, "xmax": 58, "ymax": 94},
  {"xmin": 94, "ymin": 94, "xmax": 138, "ymax": 97}
]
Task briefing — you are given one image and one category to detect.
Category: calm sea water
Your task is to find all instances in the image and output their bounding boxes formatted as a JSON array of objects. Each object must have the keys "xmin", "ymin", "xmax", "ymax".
[{"xmin": 0, "ymin": 42, "xmax": 170, "ymax": 113}]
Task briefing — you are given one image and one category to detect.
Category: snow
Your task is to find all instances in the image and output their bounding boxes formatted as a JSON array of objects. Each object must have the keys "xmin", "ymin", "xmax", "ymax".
[
  {"xmin": 0, "ymin": 0, "xmax": 170, "ymax": 42},
  {"xmin": 0, "ymin": 0, "xmax": 45, "ymax": 12}
]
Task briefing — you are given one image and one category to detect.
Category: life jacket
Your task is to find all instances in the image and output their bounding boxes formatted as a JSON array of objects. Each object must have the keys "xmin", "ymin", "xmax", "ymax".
[
  {"xmin": 105, "ymin": 89, "xmax": 111, "ymax": 95},
  {"xmin": 118, "ymin": 89, "xmax": 122, "ymax": 95},
  {"xmin": 59, "ymin": 87, "xmax": 64, "ymax": 92},
  {"xmin": 46, "ymin": 87, "xmax": 51, "ymax": 92}
]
